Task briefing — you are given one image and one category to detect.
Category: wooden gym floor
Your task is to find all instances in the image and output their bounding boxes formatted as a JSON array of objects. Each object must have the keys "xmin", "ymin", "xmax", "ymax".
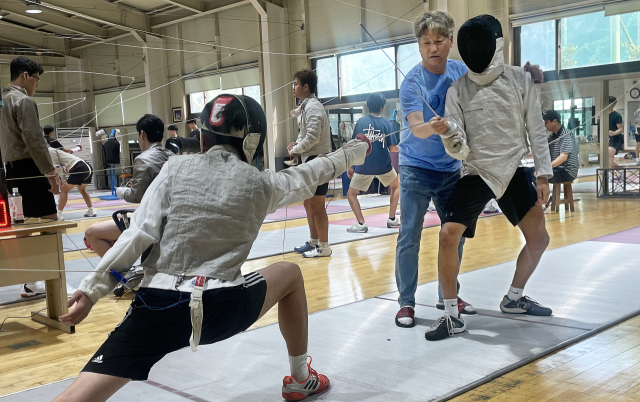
[{"xmin": 1, "ymin": 175, "xmax": 640, "ymax": 400}]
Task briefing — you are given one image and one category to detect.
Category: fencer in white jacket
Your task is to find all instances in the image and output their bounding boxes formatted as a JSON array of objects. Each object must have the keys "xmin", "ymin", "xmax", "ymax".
[
  {"xmin": 53, "ymin": 94, "xmax": 370, "ymax": 402},
  {"xmin": 424, "ymin": 15, "xmax": 554, "ymax": 342}
]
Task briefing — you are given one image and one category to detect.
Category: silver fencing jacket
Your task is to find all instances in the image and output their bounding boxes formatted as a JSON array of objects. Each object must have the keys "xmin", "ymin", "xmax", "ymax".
[
  {"xmin": 289, "ymin": 94, "xmax": 332, "ymax": 157},
  {"xmin": 116, "ymin": 143, "xmax": 175, "ymax": 203},
  {"xmin": 77, "ymin": 142, "xmax": 368, "ymax": 305},
  {"xmin": 444, "ymin": 39, "xmax": 552, "ymax": 199}
]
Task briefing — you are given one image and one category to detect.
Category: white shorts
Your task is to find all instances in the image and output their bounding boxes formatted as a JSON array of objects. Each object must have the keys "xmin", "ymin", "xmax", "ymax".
[{"xmin": 349, "ymin": 169, "xmax": 397, "ymax": 191}]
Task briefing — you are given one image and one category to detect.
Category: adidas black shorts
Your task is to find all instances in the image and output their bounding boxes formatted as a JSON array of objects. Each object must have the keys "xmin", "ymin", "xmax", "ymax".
[{"xmin": 82, "ymin": 272, "xmax": 267, "ymax": 381}]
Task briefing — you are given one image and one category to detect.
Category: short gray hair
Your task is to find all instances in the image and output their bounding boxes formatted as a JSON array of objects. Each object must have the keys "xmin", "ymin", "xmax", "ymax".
[{"xmin": 414, "ymin": 11, "xmax": 455, "ymax": 39}]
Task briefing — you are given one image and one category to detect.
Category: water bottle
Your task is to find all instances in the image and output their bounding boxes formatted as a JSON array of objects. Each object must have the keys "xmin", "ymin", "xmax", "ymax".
[{"xmin": 9, "ymin": 188, "xmax": 24, "ymax": 224}]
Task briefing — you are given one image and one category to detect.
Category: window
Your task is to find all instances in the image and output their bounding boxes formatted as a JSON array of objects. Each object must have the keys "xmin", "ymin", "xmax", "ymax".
[
  {"xmin": 561, "ymin": 11, "xmax": 640, "ymax": 69},
  {"xmin": 243, "ymin": 85, "xmax": 261, "ymax": 106},
  {"xmin": 520, "ymin": 20, "xmax": 556, "ymax": 72},
  {"xmin": 189, "ymin": 86, "xmax": 262, "ymax": 116},
  {"xmin": 397, "ymin": 43, "xmax": 422, "ymax": 87},
  {"xmin": 340, "ymin": 47, "xmax": 396, "ymax": 96},
  {"xmin": 316, "ymin": 57, "xmax": 338, "ymax": 98},
  {"xmin": 189, "ymin": 92, "xmax": 205, "ymax": 114}
]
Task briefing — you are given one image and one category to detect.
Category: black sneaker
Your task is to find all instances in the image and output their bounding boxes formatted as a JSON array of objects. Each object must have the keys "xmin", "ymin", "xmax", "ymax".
[
  {"xmin": 500, "ymin": 295, "xmax": 552, "ymax": 316},
  {"xmin": 424, "ymin": 314, "xmax": 466, "ymax": 341}
]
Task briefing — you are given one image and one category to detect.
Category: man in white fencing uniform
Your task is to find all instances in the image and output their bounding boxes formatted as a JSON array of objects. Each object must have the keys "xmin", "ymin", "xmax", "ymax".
[
  {"xmin": 425, "ymin": 15, "xmax": 554, "ymax": 341},
  {"xmin": 53, "ymin": 94, "xmax": 370, "ymax": 402}
]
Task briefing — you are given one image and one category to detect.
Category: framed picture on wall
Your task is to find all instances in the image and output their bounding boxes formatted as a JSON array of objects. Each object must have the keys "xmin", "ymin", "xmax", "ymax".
[{"xmin": 172, "ymin": 107, "xmax": 183, "ymax": 123}]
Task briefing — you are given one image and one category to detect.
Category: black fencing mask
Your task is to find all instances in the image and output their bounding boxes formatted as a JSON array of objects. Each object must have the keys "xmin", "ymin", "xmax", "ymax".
[
  {"xmin": 200, "ymin": 94, "xmax": 266, "ymax": 162},
  {"xmin": 457, "ymin": 15, "xmax": 503, "ymax": 74}
]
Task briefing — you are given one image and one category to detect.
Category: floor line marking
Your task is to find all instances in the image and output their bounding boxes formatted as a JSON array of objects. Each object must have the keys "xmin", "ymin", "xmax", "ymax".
[
  {"xmin": 374, "ymin": 296, "xmax": 592, "ymax": 331},
  {"xmin": 145, "ymin": 380, "xmax": 210, "ymax": 402}
]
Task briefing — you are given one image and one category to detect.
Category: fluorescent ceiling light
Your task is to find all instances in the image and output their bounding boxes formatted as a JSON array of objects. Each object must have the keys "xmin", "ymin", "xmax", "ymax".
[{"xmin": 25, "ymin": 0, "xmax": 42, "ymax": 14}]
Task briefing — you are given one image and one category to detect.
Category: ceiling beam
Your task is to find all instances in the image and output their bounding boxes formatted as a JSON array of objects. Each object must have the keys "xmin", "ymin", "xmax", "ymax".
[
  {"xmin": 41, "ymin": 0, "xmax": 149, "ymax": 32},
  {"xmin": 249, "ymin": 0, "xmax": 267, "ymax": 16},
  {"xmin": 151, "ymin": 0, "xmax": 251, "ymax": 28},
  {"xmin": 0, "ymin": 20, "xmax": 66, "ymax": 52},
  {"xmin": 70, "ymin": 31, "xmax": 132, "ymax": 52},
  {"xmin": 163, "ymin": 0, "xmax": 205, "ymax": 14},
  {"xmin": 0, "ymin": 3, "xmax": 107, "ymax": 38},
  {"xmin": 0, "ymin": 53, "xmax": 66, "ymax": 67}
]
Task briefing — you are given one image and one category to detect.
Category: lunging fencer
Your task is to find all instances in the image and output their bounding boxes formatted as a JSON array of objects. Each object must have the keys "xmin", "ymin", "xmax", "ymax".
[
  {"xmin": 424, "ymin": 15, "xmax": 554, "ymax": 341},
  {"xmin": 53, "ymin": 94, "xmax": 371, "ymax": 402}
]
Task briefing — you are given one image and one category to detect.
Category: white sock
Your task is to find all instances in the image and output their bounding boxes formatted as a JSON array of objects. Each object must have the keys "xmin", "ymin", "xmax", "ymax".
[
  {"xmin": 289, "ymin": 353, "xmax": 309, "ymax": 382},
  {"xmin": 444, "ymin": 298, "xmax": 458, "ymax": 317},
  {"xmin": 318, "ymin": 241, "xmax": 330, "ymax": 249},
  {"xmin": 57, "ymin": 209, "xmax": 63, "ymax": 214},
  {"xmin": 507, "ymin": 286, "xmax": 524, "ymax": 301},
  {"xmin": 87, "ymin": 207, "xmax": 95, "ymax": 213},
  {"xmin": 309, "ymin": 238, "xmax": 319, "ymax": 247}
]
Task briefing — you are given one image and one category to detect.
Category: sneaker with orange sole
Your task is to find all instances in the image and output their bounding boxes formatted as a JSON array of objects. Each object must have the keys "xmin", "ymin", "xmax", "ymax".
[{"xmin": 282, "ymin": 357, "xmax": 330, "ymax": 401}]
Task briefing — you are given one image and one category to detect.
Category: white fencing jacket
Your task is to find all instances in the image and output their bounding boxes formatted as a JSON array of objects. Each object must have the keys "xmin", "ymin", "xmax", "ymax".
[
  {"xmin": 444, "ymin": 39, "xmax": 552, "ymax": 198},
  {"xmin": 77, "ymin": 142, "xmax": 368, "ymax": 305}
]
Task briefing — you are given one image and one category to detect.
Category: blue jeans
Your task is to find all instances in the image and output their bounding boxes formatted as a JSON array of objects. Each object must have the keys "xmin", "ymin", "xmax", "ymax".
[{"xmin": 395, "ymin": 165, "xmax": 465, "ymax": 308}]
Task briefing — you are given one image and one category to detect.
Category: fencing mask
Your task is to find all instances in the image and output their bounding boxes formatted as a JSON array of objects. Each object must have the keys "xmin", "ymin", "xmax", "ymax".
[
  {"xmin": 457, "ymin": 15, "xmax": 503, "ymax": 74},
  {"xmin": 200, "ymin": 94, "xmax": 266, "ymax": 163}
]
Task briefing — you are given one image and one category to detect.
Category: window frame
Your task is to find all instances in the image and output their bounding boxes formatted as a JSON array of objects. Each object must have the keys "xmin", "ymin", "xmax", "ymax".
[
  {"xmin": 313, "ymin": 40, "xmax": 419, "ymax": 106},
  {"xmin": 515, "ymin": 10, "xmax": 640, "ymax": 82}
]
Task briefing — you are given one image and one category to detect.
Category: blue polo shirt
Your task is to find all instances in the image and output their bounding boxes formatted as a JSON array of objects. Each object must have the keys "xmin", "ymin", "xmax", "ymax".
[{"xmin": 399, "ymin": 59, "xmax": 467, "ymax": 172}]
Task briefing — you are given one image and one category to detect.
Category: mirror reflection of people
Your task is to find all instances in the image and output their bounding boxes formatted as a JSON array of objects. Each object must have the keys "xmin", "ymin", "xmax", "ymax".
[
  {"xmin": 288, "ymin": 69, "xmax": 334, "ymax": 258},
  {"xmin": 608, "ymin": 96, "xmax": 624, "ymax": 167},
  {"xmin": 634, "ymin": 105, "xmax": 640, "ymax": 165}
]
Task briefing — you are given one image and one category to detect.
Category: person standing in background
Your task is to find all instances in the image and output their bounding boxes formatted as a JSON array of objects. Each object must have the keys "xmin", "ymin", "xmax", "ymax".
[
  {"xmin": 44, "ymin": 125, "xmax": 77, "ymax": 154},
  {"xmin": 288, "ymin": 69, "xmax": 334, "ymax": 258},
  {"xmin": 0, "ymin": 56, "xmax": 60, "ymax": 298},
  {"xmin": 608, "ymin": 96, "xmax": 624, "ymax": 167},
  {"xmin": 168, "ymin": 125, "xmax": 179, "ymax": 138},
  {"xmin": 346, "ymin": 93, "xmax": 400, "ymax": 233}
]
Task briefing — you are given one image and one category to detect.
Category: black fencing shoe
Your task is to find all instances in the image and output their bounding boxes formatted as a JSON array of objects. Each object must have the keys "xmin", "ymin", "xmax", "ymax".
[
  {"xmin": 500, "ymin": 295, "xmax": 552, "ymax": 316},
  {"xmin": 425, "ymin": 314, "xmax": 466, "ymax": 341}
]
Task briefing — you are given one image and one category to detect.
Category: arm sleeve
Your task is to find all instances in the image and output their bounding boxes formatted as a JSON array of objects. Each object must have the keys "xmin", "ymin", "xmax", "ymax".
[
  {"xmin": 16, "ymin": 99, "xmax": 54, "ymax": 174},
  {"xmin": 77, "ymin": 166, "xmax": 170, "ymax": 305},
  {"xmin": 444, "ymin": 86, "xmax": 465, "ymax": 130},
  {"xmin": 120, "ymin": 156, "xmax": 152, "ymax": 203},
  {"xmin": 289, "ymin": 110, "xmax": 323, "ymax": 154},
  {"xmin": 559, "ymin": 133, "xmax": 573, "ymax": 155},
  {"xmin": 266, "ymin": 141, "xmax": 368, "ymax": 214},
  {"xmin": 523, "ymin": 73, "xmax": 553, "ymax": 179}
]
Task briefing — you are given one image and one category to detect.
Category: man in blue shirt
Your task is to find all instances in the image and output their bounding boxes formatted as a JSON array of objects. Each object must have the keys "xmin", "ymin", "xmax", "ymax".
[
  {"xmin": 346, "ymin": 93, "xmax": 400, "ymax": 232},
  {"xmin": 395, "ymin": 11, "xmax": 476, "ymax": 329}
]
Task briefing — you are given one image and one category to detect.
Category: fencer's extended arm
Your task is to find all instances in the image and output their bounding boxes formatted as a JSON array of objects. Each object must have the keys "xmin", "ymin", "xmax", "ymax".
[
  {"xmin": 266, "ymin": 141, "xmax": 368, "ymax": 214},
  {"xmin": 524, "ymin": 73, "xmax": 553, "ymax": 179},
  {"xmin": 77, "ymin": 166, "xmax": 170, "ymax": 305},
  {"xmin": 289, "ymin": 110, "xmax": 322, "ymax": 155},
  {"xmin": 441, "ymin": 87, "xmax": 470, "ymax": 160}
]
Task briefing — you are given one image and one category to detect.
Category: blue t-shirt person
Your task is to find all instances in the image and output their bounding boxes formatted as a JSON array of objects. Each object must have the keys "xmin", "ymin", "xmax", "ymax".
[
  {"xmin": 399, "ymin": 59, "xmax": 467, "ymax": 172},
  {"xmin": 352, "ymin": 115, "xmax": 398, "ymax": 176}
]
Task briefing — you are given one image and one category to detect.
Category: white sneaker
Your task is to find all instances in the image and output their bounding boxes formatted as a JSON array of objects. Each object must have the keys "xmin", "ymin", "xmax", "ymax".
[
  {"xmin": 347, "ymin": 222, "xmax": 368, "ymax": 233},
  {"xmin": 84, "ymin": 209, "xmax": 97, "ymax": 218},
  {"xmin": 21, "ymin": 282, "xmax": 46, "ymax": 298},
  {"xmin": 302, "ymin": 246, "xmax": 332, "ymax": 258},
  {"xmin": 427, "ymin": 201, "xmax": 436, "ymax": 212},
  {"xmin": 483, "ymin": 199, "xmax": 501, "ymax": 214},
  {"xmin": 57, "ymin": 211, "xmax": 64, "ymax": 221},
  {"xmin": 387, "ymin": 217, "xmax": 400, "ymax": 228},
  {"xmin": 636, "ymin": 159, "xmax": 640, "ymax": 165}
]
